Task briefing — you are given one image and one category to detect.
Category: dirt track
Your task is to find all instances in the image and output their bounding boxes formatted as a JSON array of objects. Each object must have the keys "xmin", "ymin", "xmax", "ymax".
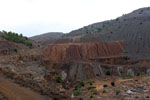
[{"xmin": 0, "ymin": 74, "xmax": 49, "ymax": 100}]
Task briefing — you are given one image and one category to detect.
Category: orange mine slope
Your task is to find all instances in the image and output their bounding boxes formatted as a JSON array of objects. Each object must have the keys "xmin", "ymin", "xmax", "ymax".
[{"xmin": 44, "ymin": 41, "xmax": 124, "ymax": 63}]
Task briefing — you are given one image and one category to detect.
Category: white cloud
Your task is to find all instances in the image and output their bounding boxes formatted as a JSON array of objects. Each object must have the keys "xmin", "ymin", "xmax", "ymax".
[{"xmin": 0, "ymin": 0, "xmax": 149, "ymax": 36}]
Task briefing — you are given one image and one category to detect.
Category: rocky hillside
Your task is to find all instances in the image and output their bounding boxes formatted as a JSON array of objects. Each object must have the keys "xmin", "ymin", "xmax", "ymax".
[
  {"xmin": 30, "ymin": 32, "xmax": 64, "ymax": 45},
  {"xmin": 54, "ymin": 7, "xmax": 149, "ymax": 59},
  {"xmin": 64, "ymin": 7, "xmax": 150, "ymax": 37}
]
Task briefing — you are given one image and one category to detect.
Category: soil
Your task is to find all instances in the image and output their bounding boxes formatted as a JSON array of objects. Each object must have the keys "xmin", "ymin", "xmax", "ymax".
[{"xmin": 0, "ymin": 74, "xmax": 50, "ymax": 100}]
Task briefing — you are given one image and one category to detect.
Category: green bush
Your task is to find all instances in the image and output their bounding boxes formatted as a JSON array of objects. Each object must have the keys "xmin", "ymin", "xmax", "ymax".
[
  {"xmin": 111, "ymin": 82, "xmax": 115, "ymax": 86},
  {"xmin": 55, "ymin": 75, "xmax": 62, "ymax": 83},
  {"xmin": 75, "ymin": 82, "xmax": 85, "ymax": 89},
  {"xmin": 103, "ymin": 84, "xmax": 108, "ymax": 88},
  {"xmin": 106, "ymin": 70, "xmax": 111, "ymax": 75},
  {"xmin": 137, "ymin": 72, "xmax": 141, "ymax": 76},
  {"xmin": 90, "ymin": 95, "xmax": 93, "ymax": 99},
  {"xmin": 79, "ymin": 82, "xmax": 85, "ymax": 87},
  {"xmin": 14, "ymin": 48, "xmax": 17, "ymax": 53},
  {"xmin": 91, "ymin": 89, "xmax": 97, "ymax": 95},
  {"xmin": 1, "ymin": 30, "xmax": 32, "ymax": 48},
  {"xmin": 102, "ymin": 90, "xmax": 107, "ymax": 94},
  {"xmin": 88, "ymin": 87, "xmax": 96, "ymax": 90},
  {"xmin": 87, "ymin": 81, "xmax": 93, "ymax": 85},
  {"xmin": 72, "ymin": 90, "xmax": 82, "ymax": 96}
]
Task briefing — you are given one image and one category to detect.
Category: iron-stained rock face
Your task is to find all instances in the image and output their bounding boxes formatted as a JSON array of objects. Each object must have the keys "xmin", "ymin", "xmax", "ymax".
[{"xmin": 44, "ymin": 41, "xmax": 124, "ymax": 63}]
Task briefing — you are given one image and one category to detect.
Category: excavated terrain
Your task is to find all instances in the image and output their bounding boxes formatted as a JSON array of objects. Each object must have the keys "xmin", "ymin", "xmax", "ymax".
[
  {"xmin": 1, "ymin": 7, "xmax": 150, "ymax": 100},
  {"xmin": 52, "ymin": 7, "xmax": 150, "ymax": 60},
  {"xmin": 42, "ymin": 40, "xmax": 150, "ymax": 100},
  {"xmin": 44, "ymin": 41, "xmax": 124, "ymax": 62}
]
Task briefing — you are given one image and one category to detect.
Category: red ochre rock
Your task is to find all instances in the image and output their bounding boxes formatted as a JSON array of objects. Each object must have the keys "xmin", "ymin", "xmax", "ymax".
[{"xmin": 44, "ymin": 41, "xmax": 124, "ymax": 63}]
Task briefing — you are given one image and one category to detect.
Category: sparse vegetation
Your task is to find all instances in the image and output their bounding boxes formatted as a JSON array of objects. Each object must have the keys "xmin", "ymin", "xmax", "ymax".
[
  {"xmin": 91, "ymin": 89, "xmax": 97, "ymax": 95},
  {"xmin": 1, "ymin": 30, "xmax": 32, "ymax": 48},
  {"xmin": 88, "ymin": 87, "xmax": 96, "ymax": 90},
  {"xmin": 111, "ymin": 82, "xmax": 115, "ymax": 86},
  {"xmin": 55, "ymin": 75, "xmax": 62, "ymax": 83},
  {"xmin": 106, "ymin": 70, "xmax": 111, "ymax": 75},
  {"xmin": 72, "ymin": 89, "xmax": 82, "ymax": 96},
  {"xmin": 103, "ymin": 84, "xmax": 108, "ymax": 88},
  {"xmin": 13, "ymin": 48, "xmax": 18, "ymax": 53},
  {"xmin": 90, "ymin": 95, "xmax": 93, "ymax": 99},
  {"xmin": 96, "ymin": 74, "xmax": 99, "ymax": 76},
  {"xmin": 102, "ymin": 90, "xmax": 107, "ymax": 94},
  {"xmin": 137, "ymin": 72, "xmax": 141, "ymax": 76},
  {"xmin": 75, "ymin": 82, "xmax": 85, "ymax": 89},
  {"xmin": 87, "ymin": 81, "xmax": 94, "ymax": 85}
]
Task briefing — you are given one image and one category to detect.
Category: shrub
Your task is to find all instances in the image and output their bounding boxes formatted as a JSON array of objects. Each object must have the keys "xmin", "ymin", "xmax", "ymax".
[
  {"xmin": 102, "ymin": 90, "xmax": 107, "ymax": 94},
  {"xmin": 106, "ymin": 70, "xmax": 111, "ymax": 75},
  {"xmin": 75, "ymin": 82, "xmax": 85, "ymax": 89},
  {"xmin": 14, "ymin": 48, "xmax": 17, "ymax": 53},
  {"xmin": 111, "ymin": 82, "xmax": 115, "ymax": 86},
  {"xmin": 90, "ymin": 95, "xmax": 93, "ymax": 99},
  {"xmin": 87, "ymin": 81, "xmax": 93, "ymax": 85},
  {"xmin": 55, "ymin": 75, "xmax": 62, "ymax": 83},
  {"xmin": 38, "ymin": 45, "xmax": 40, "ymax": 47},
  {"xmin": 79, "ymin": 82, "xmax": 85, "ymax": 87},
  {"xmin": 91, "ymin": 89, "xmax": 97, "ymax": 95},
  {"xmin": 72, "ymin": 90, "xmax": 82, "ymax": 96},
  {"xmin": 103, "ymin": 84, "xmax": 108, "ymax": 88},
  {"xmin": 1, "ymin": 30, "xmax": 32, "ymax": 48},
  {"xmin": 137, "ymin": 72, "xmax": 141, "ymax": 76},
  {"xmin": 88, "ymin": 87, "xmax": 96, "ymax": 90}
]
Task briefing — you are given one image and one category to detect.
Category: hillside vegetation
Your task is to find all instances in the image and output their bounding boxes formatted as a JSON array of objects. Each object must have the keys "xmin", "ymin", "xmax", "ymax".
[{"xmin": 1, "ymin": 30, "xmax": 33, "ymax": 48}]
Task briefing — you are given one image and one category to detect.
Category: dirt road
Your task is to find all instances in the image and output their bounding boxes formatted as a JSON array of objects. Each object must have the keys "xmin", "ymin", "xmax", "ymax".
[{"xmin": 0, "ymin": 74, "xmax": 50, "ymax": 100}]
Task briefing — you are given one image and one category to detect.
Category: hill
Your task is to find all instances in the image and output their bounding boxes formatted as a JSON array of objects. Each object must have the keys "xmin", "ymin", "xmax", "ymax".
[
  {"xmin": 58, "ymin": 7, "xmax": 150, "ymax": 59},
  {"xmin": 30, "ymin": 32, "xmax": 64, "ymax": 45},
  {"xmin": 64, "ymin": 7, "xmax": 150, "ymax": 38}
]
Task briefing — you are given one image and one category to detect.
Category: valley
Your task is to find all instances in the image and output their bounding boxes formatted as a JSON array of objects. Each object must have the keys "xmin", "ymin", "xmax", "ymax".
[{"xmin": 0, "ymin": 7, "xmax": 150, "ymax": 100}]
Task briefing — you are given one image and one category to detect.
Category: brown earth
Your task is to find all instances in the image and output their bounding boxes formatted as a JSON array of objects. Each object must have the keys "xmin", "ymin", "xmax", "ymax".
[
  {"xmin": 44, "ymin": 41, "xmax": 124, "ymax": 63},
  {"xmin": 0, "ymin": 74, "xmax": 49, "ymax": 100}
]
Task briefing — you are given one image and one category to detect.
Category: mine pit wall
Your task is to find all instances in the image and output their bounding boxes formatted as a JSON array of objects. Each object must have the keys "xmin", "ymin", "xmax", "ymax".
[
  {"xmin": 44, "ymin": 41, "xmax": 124, "ymax": 63},
  {"xmin": 44, "ymin": 41, "xmax": 150, "ymax": 81},
  {"xmin": 49, "ymin": 62, "xmax": 150, "ymax": 81}
]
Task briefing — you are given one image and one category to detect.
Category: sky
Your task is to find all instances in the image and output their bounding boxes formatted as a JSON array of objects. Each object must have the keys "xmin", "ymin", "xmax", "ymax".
[{"xmin": 0, "ymin": 0, "xmax": 149, "ymax": 37}]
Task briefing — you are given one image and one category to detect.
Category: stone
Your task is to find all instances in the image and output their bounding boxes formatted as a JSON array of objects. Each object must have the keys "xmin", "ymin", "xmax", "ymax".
[
  {"xmin": 127, "ymin": 69, "xmax": 134, "ymax": 77},
  {"xmin": 61, "ymin": 71, "xmax": 67, "ymax": 80},
  {"xmin": 127, "ymin": 90, "xmax": 134, "ymax": 94},
  {"xmin": 146, "ymin": 69, "xmax": 150, "ymax": 76}
]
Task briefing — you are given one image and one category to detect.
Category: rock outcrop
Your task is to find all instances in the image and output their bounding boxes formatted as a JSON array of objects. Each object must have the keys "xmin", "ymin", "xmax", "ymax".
[{"xmin": 44, "ymin": 41, "xmax": 124, "ymax": 63}]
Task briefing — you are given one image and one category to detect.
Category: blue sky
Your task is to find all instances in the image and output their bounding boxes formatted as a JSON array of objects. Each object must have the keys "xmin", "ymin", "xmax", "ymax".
[{"xmin": 0, "ymin": 0, "xmax": 149, "ymax": 37}]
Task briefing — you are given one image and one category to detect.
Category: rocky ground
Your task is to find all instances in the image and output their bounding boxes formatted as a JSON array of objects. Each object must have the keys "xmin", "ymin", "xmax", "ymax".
[
  {"xmin": 0, "ymin": 43, "xmax": 150, "ymax": 100},
  {"xmin": 67, "ymin": 76, "xmax": 150, "ymax": 100},
  {"xmin": 0, "ymin": 48, "xmax": 68, "ymax": 100},
  {"xmin": 0, "ymin": 93, "xmax": 8, "ymax": 100},
  {"xmin": 0, "ymin": 74, "xmax": 47, "ymax": 100}
]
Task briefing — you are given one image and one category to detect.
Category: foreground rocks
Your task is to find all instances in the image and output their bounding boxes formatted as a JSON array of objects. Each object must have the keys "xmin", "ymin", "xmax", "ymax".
[
  {"xmin": 0, "ymin": 93, "xmax": 8, "ymax": 100},
  {"xmin": 0, "ymin": 52, "xmax": 69, "ymax": 100}
]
